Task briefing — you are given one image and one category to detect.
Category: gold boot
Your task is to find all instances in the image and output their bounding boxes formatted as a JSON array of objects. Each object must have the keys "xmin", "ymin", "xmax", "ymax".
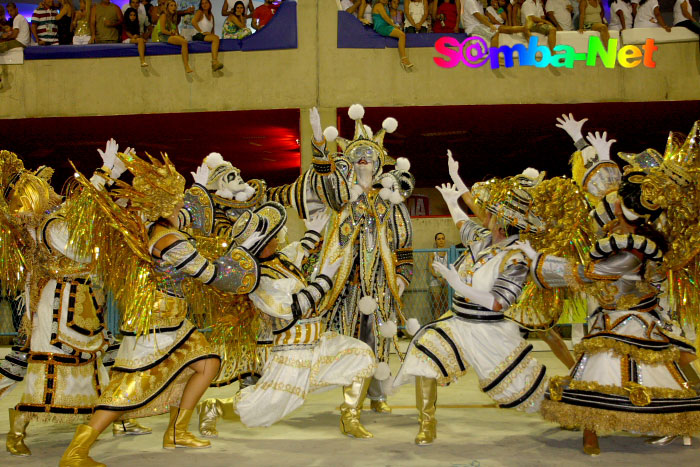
[
  {"xmin": 414, "ymin": 376, "xmax": 438, "ymax": 446},
  {"xmin": 198, "ymin": 397, "xmax": 240, "ymax": 438},
  {"xmin": 6, "ymin": 408, "xmax": 31, "ymax": 456},
  {"xmin": 339, "ymin": 378, "xmax": 373, "ymax": 439},
  {"xmin": 59, "ymin": 424, "xmax": 105, "ymax": 467},
  {"xmin": 370, "ymin": 400, "xmax": 392, "ymax": 414},
  {"xmin": 163, "ymin": 407, "xmax": 211, "ymax": 449},
  {"xmin": 112, "ymin": 419, "xmax": 152, "ymax": 436}
]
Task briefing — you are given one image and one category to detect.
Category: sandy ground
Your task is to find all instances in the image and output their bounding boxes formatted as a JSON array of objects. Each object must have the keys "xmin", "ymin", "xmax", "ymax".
[{"xmin": 0, "ymin": 344, "xmax": 697, "ymax": 467}]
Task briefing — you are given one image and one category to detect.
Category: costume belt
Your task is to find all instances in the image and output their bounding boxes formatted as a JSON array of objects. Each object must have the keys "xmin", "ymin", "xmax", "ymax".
[{"xmin": 273, "ymin": 317, "xmax": 325, "ymax": 347}]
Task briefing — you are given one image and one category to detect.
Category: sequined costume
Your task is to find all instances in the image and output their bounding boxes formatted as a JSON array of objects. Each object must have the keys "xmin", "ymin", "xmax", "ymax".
[
  {"xmin": 230, "ymin": 203, "xmax": 376, "ymax": 428},
  {"xmin": 538, "ymin": 123, "xmax": 700, "ymax": 437},
  {"xmin": 267, "ymin": 106, "xmax": 414, "ymax": 404}
]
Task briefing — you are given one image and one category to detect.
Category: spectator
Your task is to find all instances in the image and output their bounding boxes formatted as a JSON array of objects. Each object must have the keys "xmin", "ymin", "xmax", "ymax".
[
  {"xmin": 91, "ymin": 0, "xmax": 123, "ymax": 43},
  {"xmin": 192, "ymin": 0, "xmax": 223, "ymax": 71},
  {"xmin": 546, "ymin": 0, "xmax": 574, "ymax": 31},
  {"xmin": 520, "ymin": 0, "xmax": 556, "ymax": 51},
  {"xmin": 389, "ymin": 0, "xmax": 404, "ymax": 28},
  {"xmin": 578, "ymin": 0, "xmax": 609, "ymax": 43},
  {"xmin": 122, "ymin": 0, "xmax": 148, "ymax": 34},
  {"xmin": 432, "ymin": 0, "xmax": 459, "ymax": 33},
  {"xmin": 486, "ymin": 0, "xmax": 507, "ymax": 27},
  {"xmin": 0, "ymin": 5, "xmax": 7, "ymax": 28},
  {"xmin": 72, "ymin": 0, "xmax": 91, "ymax": 44},
  {"xmin": 159, "ymin": 0, "xmax": 193, "ymax": 71},
  {"xmin": 507, "ymin": 0, "xmax": 520, "ymax": 25},
  {"xmin": 149, "ymin": 0, "xmax": 163, "ymax": 40},
  {"xmin": 31, "ymin": 0, "xmax": 59, "ymax": 46},
  {"xmin": 372, "ymin": 0, "xmax": 414, "ymax": 70},
  {"xmin": 56, "ymin": 0, "xmax": 74, "ymax": 44},
  {"xmin": 252, "ymin": 0, "xmax": 278, "ymax": 31},
  {"xmin": 222, "ymin": 0, "xmax": 251, "ymax": 38},
  {"xmin": 633, "ymin": 0, "xmax": 671, "ymax": 31},
  {"xmin": 141, "ymin": 0, "xmax": 155, "ymax": 38},
  {"xmin": 340, "ymin": 0, "xmax": 364, "ymax": 18},
  {"xmin": 673, "ymin": 0, "xmax": 700, "ymax": 35},
  {"xmin": 608, "ymin": 0, "xmax": 633, "ymax": 31},
  {"xmin": 0, "ymin": 2, "xmax": 29, "ymax": 52},
  {"xmin": 428, "ymin": 232, "xmax": 449, "ymax": 319},
  {"xmin": 221, "ymin": 0, "xmax": 252, "ymax": 20},
  {"xmin": 123, "ymin": 7, "xmax": 147, "ymax": 66},
  {"xmin": 358, "ymin": 0, "xmax": 374, "ymax": 25},
  {"xmin": 463, "ymin": 0, "xmax": 530, "ymax": 47},
  {"xmin": 404, "ymin": 0, "xmax": 428, "ymax": 32}
]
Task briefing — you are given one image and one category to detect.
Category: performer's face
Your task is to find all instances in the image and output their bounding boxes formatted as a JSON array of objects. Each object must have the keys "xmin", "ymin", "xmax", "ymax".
[{"xmin": 219, "ymin": 169, "xmax": 249, "ymax": 193}]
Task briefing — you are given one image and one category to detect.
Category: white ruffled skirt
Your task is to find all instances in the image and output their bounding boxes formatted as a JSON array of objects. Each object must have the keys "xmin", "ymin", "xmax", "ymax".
[
  {"xmin": 394, "ymin": 316, "xmax": 547, "ymax": 413},
  {"xmin": 235, "ymin": 331, "xmax": 376, "ymax": 427}
]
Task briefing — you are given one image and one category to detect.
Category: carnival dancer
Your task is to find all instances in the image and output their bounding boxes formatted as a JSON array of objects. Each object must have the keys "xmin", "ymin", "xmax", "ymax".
[
  {"xmin": 0, "ymin": 143, "xmax": 151, "ymax": 458},
  {"xmin": 392, "ymin": 161, "xmax": 550, "ymax": 446},
  {"xmin": 529, "ymin": 116, "xmax": 700, "ymax": 455},
  {"xmin": 266, "ymin": 106, "xmax": 414, "ymax": 422},
  {"xmin": 58, "ymin": 153, "xmax": 262, "ymax": 466},
  {"xmin": 218, "ymin": 201, "xmax": 378, "ymax": 432}
]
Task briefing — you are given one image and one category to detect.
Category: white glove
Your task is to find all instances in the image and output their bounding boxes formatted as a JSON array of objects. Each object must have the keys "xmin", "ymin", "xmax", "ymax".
[
  {"xmin": 433, "ymin": 262, "xmax": 495, "ymax": 309},
  {"xmin": 310, "ymin": 107, "xmax": 323, "ymax": 142},
  {"xmin": 436, "ymin": 182, "xmax": 469, "ymax": 224},
  {"xmin": 447, "ymin": 150, "xmax": 469, "ymax": 194},
  {"xmin": 191, "ymin": 164, "xmax": 210, "ymax": 186},
  {"xmin": 304, "ymin": 210, "xmax": 330, "ymax": 233},
  {"xmin": 240, "ymin": 231, "xmax": 266, "ymax": 251},
  {"xmin": 97, "ymin": 138, "xmax": 119, "ymax": 172},
  {"xmin": 112, "ymin": 147, "xmax": 129, "ymax": 179},
  {"xmin": 320, "ymin": 256, "xmax": 342, "ymax": 280},
  {"xmin": 585, "ymin": 131, "xmax": 615, "ymax": 162},
  {"xmin": 555, "ymin": 113, "xmax": 588, "ymax": 143},
  {"xmin": 507, "ymin": 240, "xmax": 537, "ymax": 262}
]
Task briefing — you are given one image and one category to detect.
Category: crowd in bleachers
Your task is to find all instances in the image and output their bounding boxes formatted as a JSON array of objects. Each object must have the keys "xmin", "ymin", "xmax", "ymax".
[
  {"xmin": 340, "ymin": 0, "xmax": 700, "ymax": 69},
  {"xmin": 0, "ymin": 0, "xmax": 286, "ymax": 71}
]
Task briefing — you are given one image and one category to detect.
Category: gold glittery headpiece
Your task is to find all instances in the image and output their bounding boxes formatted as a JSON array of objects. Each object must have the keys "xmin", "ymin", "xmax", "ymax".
[
  {"xmin": 113, "ymin": 151, "xmax": 186, "ymax": 221},
  {"xmin": 1, "ymin": 150, "xmax": 57, "ymax": 217},
  {"xmin": 331, "ymin": 104, "xmax": 398, "ymax": 176}
]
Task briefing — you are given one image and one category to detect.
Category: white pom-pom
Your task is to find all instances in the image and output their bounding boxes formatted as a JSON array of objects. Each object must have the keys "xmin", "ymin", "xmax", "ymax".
[
  {"xmin": 378, "ymin": 320, "xmax": 397, "ymax": 338},
  {"xmin": 380, "ymin": 177, "xmax": 394, "ymax": 189},
  {"xmin": 203, "ymin": 152, "xmax": 225, "ymax": 169},
  {"xmin": 234, "ymin": 191, "xmax": 249, "ymax": 201},
  {"xmin": 363, "ymin": 125, "xmax": 374, "ymax": 138},
  {"xmin": 350, "ymin": 184, "xmax": 363, "ymax": 202},
  {"xmin": 358, "ymin": 296, "xmax": 377, "ymax": 315},
  {"xmin": 379, "ymin": 187, "xmax": 392, "ymax": 200},
  {"xmin": 323, "ymin": 126, "xmax": 338, "ymax": 142},
  {"xmin": 373, "ymin": 362, "xmax": 391, "ymax": 381},
  {"xmin": 522, "ymin": 167, "xmax": 540, "ymax": 179},
  {"xmin": 215, "ymin": 188, "xmax": 234, "ymax": 200},
  {"xmin": 382, "ymin": 117, "xmax": 398, "ymax": 134},
  {"xmin": 389, "ymin": 190, "xmax": 403, "ymax": 205},
  {"xmin": 396, "ymin": 157, "xmax": 410, "ymax": 172},
  {"xmin": 348, "ymin": 104, "xmax": 365, "ymax": 121},
  {"xmin": 406, "ymin": 318, "xmax": 421, "ymax": 336}
]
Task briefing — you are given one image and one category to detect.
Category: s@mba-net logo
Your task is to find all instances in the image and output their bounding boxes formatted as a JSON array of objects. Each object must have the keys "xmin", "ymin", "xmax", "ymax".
[{"xmin": 434, "ymin": 36, "xmax": 658, "ymax": 69}]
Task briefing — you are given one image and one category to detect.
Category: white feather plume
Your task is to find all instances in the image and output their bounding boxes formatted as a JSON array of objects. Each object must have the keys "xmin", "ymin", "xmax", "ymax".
[
  {"xmin": 363, "ymin": 124, "xmax": 374, "ymax": 138},
  {"xmin": 348, "ymin": 104, "xmax": 365, "ymax": 120},
  {"xmin": 382, "ymin": 117, "xmax": 398, "ymax": 133},
  {"xmin": 203, "ymin": 152, "xmax": 225, "ymax": 169}
]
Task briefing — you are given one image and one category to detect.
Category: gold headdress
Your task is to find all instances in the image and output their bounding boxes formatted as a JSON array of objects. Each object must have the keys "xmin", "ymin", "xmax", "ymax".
[
  {"xmin": 325, "ymin": 104, "xmax": 398, "ymax": 176},
  {"xmin": 112, "ymin": 151, "xmax": 186, "ymax": 221}
]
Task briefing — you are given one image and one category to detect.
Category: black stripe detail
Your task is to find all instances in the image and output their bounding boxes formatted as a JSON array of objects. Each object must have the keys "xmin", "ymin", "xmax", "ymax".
[
  {"xmin": 433, "ymin": 328, "xmax": 466, "ymax": 372},
  {"xmin": 0, "ymin": 366, "xmax": 23, "ymax": 381},
  {"xmin": 158, "ymin": 239, "xmax": 187, "ymax": 258},
  {"xmin": 549, "ymin": 389, "xmax": 700, "ymax": 413},
  {"xmin": 120, "ymin": 320, "xmax": 185, "ymax": 337},
  {"xmin": 112, "ymin": 326, "xmax": 199, "ymax": 372},
  {"xmin": 499, "ymin": 365, "xmax": 546, "ymax": 409},
  {"xmin": 453, "ymin": 310, "xmax": 505, "ymax": 321},
  {"xmin": 174, "ymin": 251, "xmax": 199, "ymax": 271},
  {"xmin": 192, "ymin": 261, "xmax": 208, "ymax": 279},
  {"xmin": 416, "ymin": 343, "xmax": 449, "ymax": 377},
  {"xmin": 309, "ymin": 282, "xmax": 325, "ymax": 299},
  {"xmin": 582, "ymin": 332, "xmax": 674, "ymax": 350},
  {"xmin": 317, "ymin": 274, "xmax": 332, "ymax": 289},
  {"xmin": 483, "ymin": 344, "xmax": 533, "ymax": 392},
  {"xmin": 204, "ymin": 264, "xmax": 218, "ymax": 285}
]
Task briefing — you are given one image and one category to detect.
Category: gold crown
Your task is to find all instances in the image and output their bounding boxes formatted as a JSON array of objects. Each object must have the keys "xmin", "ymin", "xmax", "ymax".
[
  {"xmin": 334, "ymin": 105, "xmax": 398, "ymax": 174},
  {"xmin": 1, "ymin": 150, "xmax": 25, "ymax": 200},
  {"xmin": 113, "ymin": 151, "xmax": 186, "ymax": 221}
]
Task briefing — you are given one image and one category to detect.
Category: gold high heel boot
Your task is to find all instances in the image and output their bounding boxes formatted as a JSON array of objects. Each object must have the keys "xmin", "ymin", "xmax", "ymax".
[
  {"xmin": 59, "ymin": 424, "xmax": 105, "ymax": 467},
  {"xmin": 198, "ymin": 397, "xmax": 239, "ymax": 438},
  {"xmin": 370, "ymin": 400, "xmax": 392, "ymax": 414},
  {"xmin": 112, "ymin": 419, "xmax": 152, "ymax": 436},
  {"xmin": 6, "ymin": 408, "xmax": 31, "ymax": 456},
  {"xmin": 340, "ymin": 378, "xmax": 373, "ymax": 439},
  {"xmin": 414, "ymin": 376, "xmax": 437, "ymax": 446},
  {"xmin": 163, "ymin": 407, "xmax": 211, "ymax": 449}
]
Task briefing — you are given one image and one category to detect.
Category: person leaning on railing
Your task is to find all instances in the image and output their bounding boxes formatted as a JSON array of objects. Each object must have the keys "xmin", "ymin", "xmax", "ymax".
[
  {"xmin": 673, "ymin": 0, "xmax": 700, "ymax": 39},
  {"xmin": 372, "ymin": 0, "xmax": 415, "ymax": 71},
  {"xmin": 633, "ymin": 0, "xmax": 672, "ymax": 32},
  {"xmin": 0, "ymin": 3, "xmax": 30, "ymax": 53},
  {"xmin": 192, "ymin": 0, "xmax": 223, "ymax": 71}
]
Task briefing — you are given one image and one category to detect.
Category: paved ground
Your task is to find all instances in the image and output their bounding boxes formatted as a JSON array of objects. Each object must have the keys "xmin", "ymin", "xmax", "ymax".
[{"xmin": 0, "ymin": 345, "xmax": 697, "ymax": 467}]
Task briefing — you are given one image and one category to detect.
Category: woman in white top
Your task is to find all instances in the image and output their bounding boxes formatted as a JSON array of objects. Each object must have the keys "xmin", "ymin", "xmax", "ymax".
[
  {"xmin": 633, "ymin": 0, "xmax": 671, "ymax": 31},
  {"xmin": 486, "ymin": 0, "xmax": 507, "ymax": 25},
  {"xmin": 341, "ymin": 0, "xmax": 364, "ymax": 18},
  {"xmin": 607, "ymin": 0, "xmax": 633, "ymax": 30},
  {"xmin": 221, "ymin": 0, "xmax": 253, "ymax": 19},
  {"xmin": 193, "ymin": 0, "xmax": 223, "ymax": 71},
  {"xmin": 428, "ymin": 232, "xmax": 450, "ymax": 319},
  {"xmin": 357, "ymin": 0, "xmax": 374, "ymax": 24},
  {"xmin": 404, "ymin": 0, "xmax": 429, "ymax": 32},
  {"xmin": 673, "ymin": 0, "xmax": 700, "ymax": 35}
]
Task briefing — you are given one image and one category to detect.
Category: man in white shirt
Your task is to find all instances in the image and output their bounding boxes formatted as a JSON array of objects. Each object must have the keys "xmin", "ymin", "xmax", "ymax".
[
  {"xmin": 520, "ymin": 0, "xmax": 556, "ymax": 50},
  {"xmin": 463, "ymin": 0, "xmax": 531, "ymax": 47},
  {"xmin": 0, "ymin": 2, "xmax": 30, "ymax": 52},
  {"xmin": 546, "ymin": 0, "xmax": 574, "ymax": 31}
]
